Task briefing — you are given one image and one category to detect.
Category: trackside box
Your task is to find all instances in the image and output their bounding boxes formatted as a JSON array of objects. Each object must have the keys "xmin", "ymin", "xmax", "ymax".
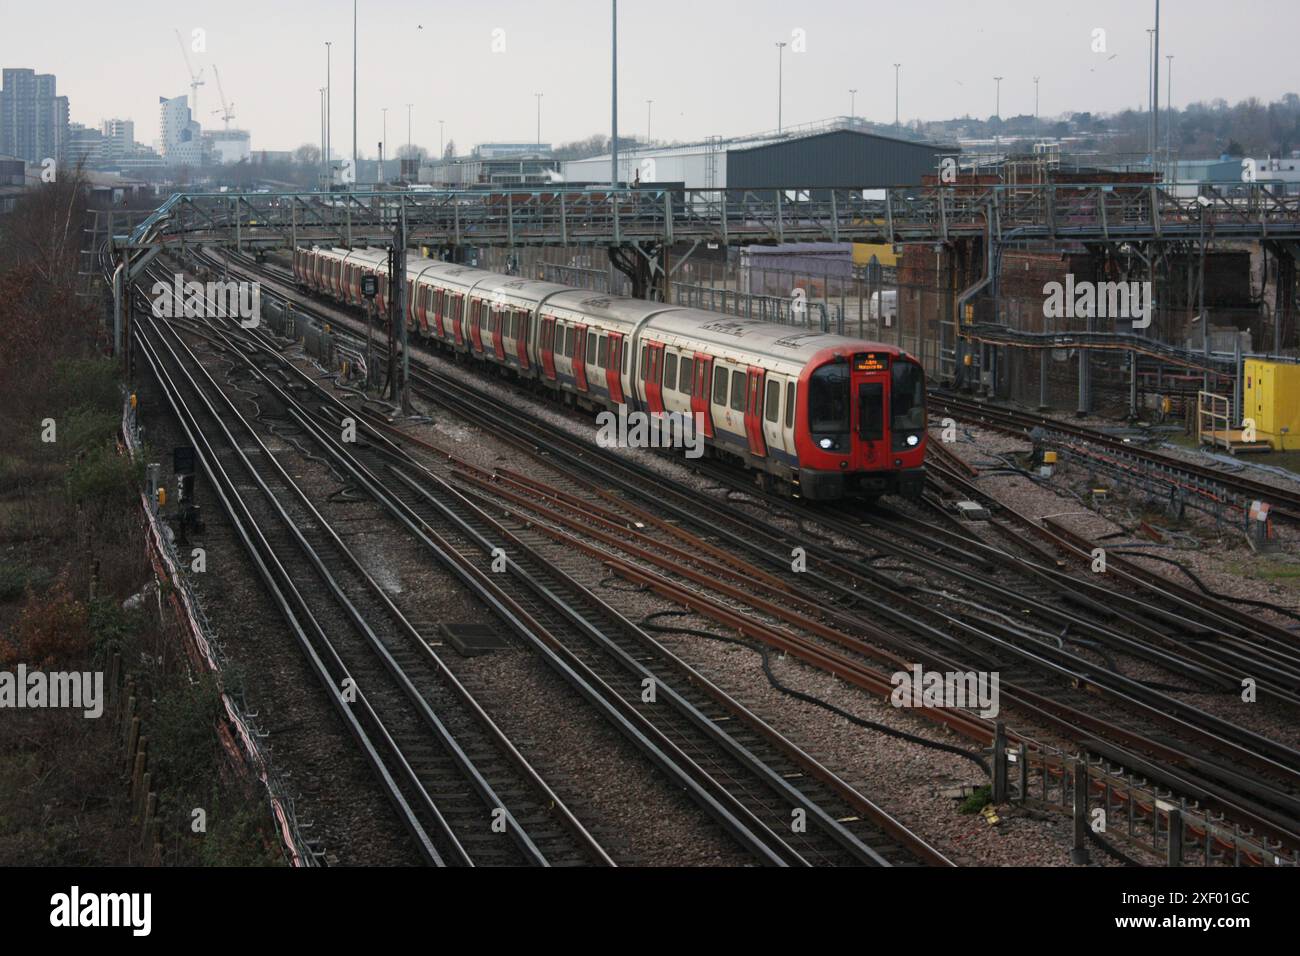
[{"xmin": 1244, "ymin": 358, "xmax": 1300, "ymax": 451}]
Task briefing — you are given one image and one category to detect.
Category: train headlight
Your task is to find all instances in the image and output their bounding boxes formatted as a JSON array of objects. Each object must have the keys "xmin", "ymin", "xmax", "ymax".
[
  {"xmin": 819, "ymin": 438, "xmax": 834, "ymax": 450},
  {"xmin": 906, "ymin": 434, "xmax": 920, "ymax": 447}
]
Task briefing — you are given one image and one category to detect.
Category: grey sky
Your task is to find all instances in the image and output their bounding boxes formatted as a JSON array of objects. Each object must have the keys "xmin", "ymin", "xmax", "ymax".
[{"xmin": 3, "ymin": 0, "xmax": 1295, "ymax": 156}]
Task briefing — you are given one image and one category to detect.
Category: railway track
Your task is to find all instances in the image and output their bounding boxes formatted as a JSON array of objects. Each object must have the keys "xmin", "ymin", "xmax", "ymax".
[
  {"xmin": 928, "ymin": 391, "xmax": 1300, "ymax": 524},
  {"xmin": 204, "ymin": 248, "xmax": 1300, "ymax": 861},
  {"xmin": 129, "ymin": 267, "xmax": 614, "ymax": 867},
  {"xmin": 133, "ymin": 251, "xmax": 946, "ymax": 866}
]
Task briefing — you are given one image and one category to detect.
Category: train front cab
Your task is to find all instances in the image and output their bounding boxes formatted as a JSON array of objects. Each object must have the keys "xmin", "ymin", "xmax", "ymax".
[{"xmin": 797, "ymin": 350, "xmax": 926, "ymax": 501}]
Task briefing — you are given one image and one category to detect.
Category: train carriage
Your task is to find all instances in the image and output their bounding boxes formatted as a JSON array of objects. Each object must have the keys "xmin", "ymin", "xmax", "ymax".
[{"xmin": 295, "ymin": 245, "xmax": 925, "ymax": 501}]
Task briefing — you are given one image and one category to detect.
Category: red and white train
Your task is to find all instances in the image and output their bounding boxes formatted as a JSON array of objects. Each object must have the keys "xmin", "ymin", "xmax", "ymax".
[{"xmin": 294, "ymin": 246, "xmax": 926, "ymax": 501}]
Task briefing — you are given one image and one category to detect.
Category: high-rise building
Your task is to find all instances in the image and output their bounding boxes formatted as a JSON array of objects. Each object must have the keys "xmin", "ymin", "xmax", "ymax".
[
  {"xmin": 203, "ymin": 129, "xmax": 251, "ymax": 165},
  {"xmin": 159, "ymin": 94, "xmax": 202, "ymax": 166},
  {"xmin": 0, "ymin": 68, "xmax": 70, "ymax": 163},
  {"xmin": 100, "ymin": 118, "xmax": 135, "ymax": 161},
  {"xmin": 65, "ymin": 123, "xmax": 106, "ymax": 167}
]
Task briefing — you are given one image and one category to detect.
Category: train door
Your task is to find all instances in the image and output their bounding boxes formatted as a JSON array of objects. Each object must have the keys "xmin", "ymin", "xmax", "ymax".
[
  {"xmin": 515, "ymin": 311, "xmax": 531, "ymax": 370},
  {"xmin": 469, "ymin": 300, "xmax": 485, "ymax": 354},
  {"xmin": 491, "ymin": 307, "xmax": 507, "ymax": 360},
  {"xmin": 644, "ymin": 342, "xmax": 665, "ymax": 413},
  {"xmin": 573, "ymin": 324, "xmax": 589, "ymax": 391},
  {"xmin": 852, "ymin": 353, "xmax": 890, "ymax": 470},
  {"xmin": 430, "ymin": 289, "xmax": 443, "ymax": 339},
  {"xmin": 691, "ymin": 352, "xmax": 715, "ymax": 439},
  {"xmin": 744, "ymin": 366, "xmax": 768, "ymax": 458},
  {"xmin": 451, "ymin": 294, "xmax": 464, "ymax": 347},
  {"xmin": 606, "ymin": 333, "xmax": 624, "ymax": 404},
  {"xmin": 540, "ymin": 317, "xmax": 557, "ymax": 380},
  {"xmin": 761, "ymin": 377, "xmax": 787, "ymax": 458}
]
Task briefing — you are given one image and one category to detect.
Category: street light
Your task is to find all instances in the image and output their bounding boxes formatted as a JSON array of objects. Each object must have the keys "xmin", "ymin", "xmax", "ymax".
[
  {"xmin": 352, "ymin": 1, "xmax": 358, "ymax": 187},
  {"xmin": 849, "ymin": 88, "xmax": 857, "ymax": 124},
  {"xmin": 325, "ymin": 41, "xmax": 332, "ymax": 177},
  {"xmin": 439, "ymin": 120, "xmax": 445, "ymax": 158},
  {"xmin": 1034, "ymin": 76, "xmax": 1040, "ymax": 136},
  {"xmin": 536, "ymin": 93, "xmax": 543, "ymax": 147},
  {"xmin": 381, "ymin": 106, "xmax": 387, "ymax": 182},
  {"xmin": 611, "ymin": 0, "xmax": 619, "ymax": 187},
  {"xmin": 775, "ymin": 42, "xmax": 788, "ymax": 132},
  {"xmin": 646, "ymin": 99, "xmax": 653, "ymax": 145},
  {"xmin": 893, "ymin": 64, "xmax": 901, "ymax": 126},
  {"xmin": 1166, "ymin": 55, "xmax": 1174, "ymax": 171}
]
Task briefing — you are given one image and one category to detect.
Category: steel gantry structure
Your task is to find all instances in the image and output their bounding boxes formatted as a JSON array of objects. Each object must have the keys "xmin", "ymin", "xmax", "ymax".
[
  {"xmin": 110, "ymin": 182, "xmax": 1300, "ymax": 412},
  {"xmin": 125, "ymin": 182, "xmax": 1300, "ymax": 254}
]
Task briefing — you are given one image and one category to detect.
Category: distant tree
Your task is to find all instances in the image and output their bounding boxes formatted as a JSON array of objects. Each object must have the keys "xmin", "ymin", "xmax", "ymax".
[
  {"xmin": 294, "ymin": 144, "xmax": 320, "ymax": 166},
  {"xmin": 397, "ymin": 144, "xmax": 429, "ymax": 163},
  {"xmin": 443, "ymin": 139, "xmax": 457, "ymax": 160}
]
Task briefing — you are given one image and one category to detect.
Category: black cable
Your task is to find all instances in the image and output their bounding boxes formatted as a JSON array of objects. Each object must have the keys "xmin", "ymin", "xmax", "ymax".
[
  {"xmin": 639, "ymin": 610, "xmax": 991, "ymax": 776},
  {"xmin": 1085, "ymin": 824, "xmax": 1143, "ymax": 866},
  {"xmin": 1111, "ymin": 550, "xmax": 1300, "ymax": 623}
]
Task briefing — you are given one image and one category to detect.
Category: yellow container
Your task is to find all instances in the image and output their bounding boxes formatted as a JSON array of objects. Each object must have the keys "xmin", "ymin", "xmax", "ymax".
[
  {"xmin": 852, "ymin": 241, "xmax": 898, "ymax": 269},
  {"xmin": 1243, "ymin": 359, "xmax": 1300, "ymax": 451}
]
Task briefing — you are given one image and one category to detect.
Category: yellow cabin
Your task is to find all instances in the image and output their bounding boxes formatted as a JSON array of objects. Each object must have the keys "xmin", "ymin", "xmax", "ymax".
[{"xmin": 1243, "ymin": 359, "xmax": 1300, "ymax": 451}]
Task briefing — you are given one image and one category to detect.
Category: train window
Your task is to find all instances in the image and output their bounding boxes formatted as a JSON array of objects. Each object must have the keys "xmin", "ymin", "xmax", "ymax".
[
  {"xmin": 597, "ymin": 335, "xmax": 609, "ymax": 369},
  {"xmin": 640, "ymin": 346, "xmax": 650, "ymax": 380},
  {"xmin": 712, "ymin": 366, "xmax": 729, "ymax": 405},
  {"xmin": 785, "ymin": 382, "xmax": 796, "ymax": 429},
  {"xmin": 663, "ymin": 353, "xmax": 678, "ymax": 392},
  {"xmin": 808, "ymin": 361, "xmax": 851, "ymax": 440},
  {"xmin": 587, "ymin": 332, "xmax": 598, "ymax": 365},
  {"xmin": 678, "ymin": 357, "xmax": 693, "ymax": 393},
  {"xmin": 729, "ymin": 371, "xmax": 746, "ymax": 412},
  {"xmin": 859, "ymin": 382, "xmax": 885, "ymax": 441},
  {"xmin": 891, "ymin": 360, "xmax": 927, "ymax": 450},
  {"xmin": 564, "ymin": 326, "xmax": 575, "ymax": 358},
  {"xmin": 765, "ymin": 380, "xmax": 781, "ymax": 423}
]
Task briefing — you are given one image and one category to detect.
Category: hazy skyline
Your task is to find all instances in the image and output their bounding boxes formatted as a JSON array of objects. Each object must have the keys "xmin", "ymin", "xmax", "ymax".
[{"xmin": 3, "ymin": 0, "xmax": 1296, "ymax": 157}]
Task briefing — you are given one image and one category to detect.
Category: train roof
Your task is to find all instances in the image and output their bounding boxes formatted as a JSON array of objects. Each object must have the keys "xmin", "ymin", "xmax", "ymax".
[
  {"xmin": 468, "ymin": 272, "xmax": 579, "ymax": 306},
  {"xmin": 542, "ymin": 290, "xmax": 682, "ymax": 329},
  {"xmin": 644, "ymin": 308, "xmax": 908, "ymax": 365}
]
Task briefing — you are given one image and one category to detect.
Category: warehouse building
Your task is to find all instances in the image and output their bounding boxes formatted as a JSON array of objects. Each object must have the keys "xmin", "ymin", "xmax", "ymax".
[{"xmin": 560, "ymin": 120, "xmax": 957, "ymax": 192}]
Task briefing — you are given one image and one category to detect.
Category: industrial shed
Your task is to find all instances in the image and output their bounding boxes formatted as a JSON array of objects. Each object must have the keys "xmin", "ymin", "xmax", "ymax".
[
  {"xmin": 727, "ymin": 129, "xmax": 955, "ymax": 192},
  {"xmin": 560, "ymin": 121, "xmax": 957, "ymax": 192}
]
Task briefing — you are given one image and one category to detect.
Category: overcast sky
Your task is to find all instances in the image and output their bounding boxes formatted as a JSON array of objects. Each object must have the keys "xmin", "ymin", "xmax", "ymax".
[{"xmin": 2, "ymin": 0, "xmax": 1295, "ymax": 155}]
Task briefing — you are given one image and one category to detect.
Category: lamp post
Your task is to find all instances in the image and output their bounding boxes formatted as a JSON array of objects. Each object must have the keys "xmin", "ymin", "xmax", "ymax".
[
  {"xmin": 1034, "ymin": 75, "xmax": 1040, "ymax": 136},
  {"xmin": 380, "ymin": 106, "xmax": 387, "ymax": 182},
  {"xmin": 993, "ymin": 76, "xmax": 1003, "ymax": 152},
  {"xmin": 611, "ymin": 0, "xmax": 619, "ymax": 187},
  {"xmin": 849, "ymin": 88, "xmax": 857, "ymax": 124},
  {"xmin": 536, "ymin": 93, "xmax": 543, "ymax": 147},
  {"xmin": 776, "ymin": 41, "xmax": 788, "ymax": 132},
  {"xmin": 646, "ymin": 99, "xmax": 653, "ymax": 144},
  {"xmin": 1166, "ymin": 55, "xmax": 1174, "ymax": 172},
  {"xmin": 352, "ymin": 0, "xmax": 358, "ymax": 187},
  {"xmin": 325, "ymin": 41, "xmax": 332, "ymax": 181},
  {"xmin": 893, "ymin": 64, "xmax": 901, "ymax": 126}
]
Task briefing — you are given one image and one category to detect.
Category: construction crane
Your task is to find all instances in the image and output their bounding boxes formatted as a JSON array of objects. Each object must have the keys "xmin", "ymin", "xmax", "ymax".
[
  {"xmin": 210, "ymin": 65, "xmax": 235, "ymax": 129},
  {"xmin": 173, "ymin": 28, "xmax": 205, "ymax": 114}
]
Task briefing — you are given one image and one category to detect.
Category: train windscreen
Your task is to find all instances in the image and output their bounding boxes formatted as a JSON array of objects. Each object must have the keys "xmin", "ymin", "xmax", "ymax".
[
  {"xmin": 891, "ymin": 360, "xmax": 926, "ymax": 450},
  {"xmin": 808, "ymin": 360, "xmax": 851, "ymax": 452}
]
